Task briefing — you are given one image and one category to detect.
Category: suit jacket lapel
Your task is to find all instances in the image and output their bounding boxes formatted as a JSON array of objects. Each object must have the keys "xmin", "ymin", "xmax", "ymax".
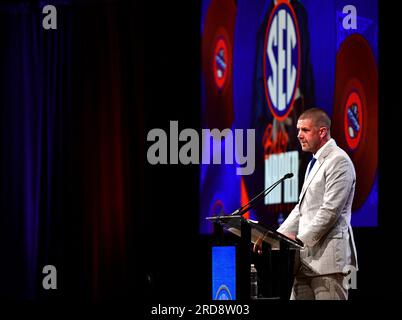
[{"xmin": 298, "ymin": 161, "xmax": 322, "ymax": 204}]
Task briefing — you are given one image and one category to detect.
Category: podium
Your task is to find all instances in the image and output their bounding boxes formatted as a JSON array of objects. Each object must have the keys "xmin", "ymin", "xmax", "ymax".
[{"xmin": 207, "ymin": 215, "xmax": 302, "ymax": 300}]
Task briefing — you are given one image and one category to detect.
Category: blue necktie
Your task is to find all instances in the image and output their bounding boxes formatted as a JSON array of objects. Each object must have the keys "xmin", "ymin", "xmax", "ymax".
[{"xmin": 307, "ymin": 157, "xmax": 317, "ymax": 176}]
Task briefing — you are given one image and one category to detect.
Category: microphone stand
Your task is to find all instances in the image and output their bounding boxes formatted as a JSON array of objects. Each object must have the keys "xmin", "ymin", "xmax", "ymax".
[{"xmin": 230, "ymin": 173, "xmax": 294, "ymax": 217}]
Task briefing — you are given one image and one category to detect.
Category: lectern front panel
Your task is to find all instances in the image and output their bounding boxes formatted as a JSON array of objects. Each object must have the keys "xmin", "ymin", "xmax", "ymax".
[{"xmin": 212, "ymin": 246, "xmax": 236, "ymax": 300}]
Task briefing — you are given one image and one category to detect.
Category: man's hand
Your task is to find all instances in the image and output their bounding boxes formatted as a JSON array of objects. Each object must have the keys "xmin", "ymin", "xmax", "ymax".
[{"xmin": 253, "ymin": 237, "xmax": 263, "ymax": 255}]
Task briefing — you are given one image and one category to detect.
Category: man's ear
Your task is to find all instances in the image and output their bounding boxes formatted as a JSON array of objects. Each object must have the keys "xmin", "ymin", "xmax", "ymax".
[{"xmin": 320, "ymin": 127, "xmax": 328, "ymax": 138}]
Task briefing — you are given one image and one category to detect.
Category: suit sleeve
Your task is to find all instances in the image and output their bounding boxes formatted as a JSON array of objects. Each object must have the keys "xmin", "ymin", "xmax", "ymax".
[
  {"xmin": 297, "ymin": 156, "xmax": 355, "ymax": 247},
  {"xmin": 277, "ymin": 202, "xmax": 300, "ymax": 234}
]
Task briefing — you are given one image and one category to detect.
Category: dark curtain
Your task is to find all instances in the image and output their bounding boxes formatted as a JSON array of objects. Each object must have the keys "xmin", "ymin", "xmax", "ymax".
[
  {"xmin": 0, "ymin": 0, "xmax": 145, "ymax": 301},
  {"xmin": 0, "ymin": 1, "xmax": 73, "ymax": 300},
  {"xmin": 0, "ymin": 0, "xmax": 202, "ymax": 306},
  {"xmin": 71, "ymin": 1, "xmax": 145, "ymax": 301}
]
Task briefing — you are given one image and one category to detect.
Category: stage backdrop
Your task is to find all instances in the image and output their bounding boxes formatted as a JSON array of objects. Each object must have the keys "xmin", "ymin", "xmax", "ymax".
[{"xmin": 200, "ymin": 0, "xmax": 378, "ymax": 233}]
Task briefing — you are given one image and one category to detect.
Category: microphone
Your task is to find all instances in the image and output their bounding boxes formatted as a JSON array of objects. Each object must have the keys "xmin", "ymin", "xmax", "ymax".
[
  {"xmin": 283, "ymin": 173, "xmax": 294, "ymax": 179},
  {"xmin": 230, "ymin": 173, "xmax": 294, "ymax": 216}
]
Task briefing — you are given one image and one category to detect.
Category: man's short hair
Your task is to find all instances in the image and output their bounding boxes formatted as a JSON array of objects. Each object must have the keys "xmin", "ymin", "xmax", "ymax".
[{"xmin": 298, "ymin": 107, "xmax": 331, "ymax": 129}]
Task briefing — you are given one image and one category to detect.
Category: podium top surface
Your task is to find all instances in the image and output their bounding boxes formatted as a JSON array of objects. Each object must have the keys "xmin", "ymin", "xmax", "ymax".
[{"xmin": 206, "ymin": 215, "xmax": 303, "ymax": 250}]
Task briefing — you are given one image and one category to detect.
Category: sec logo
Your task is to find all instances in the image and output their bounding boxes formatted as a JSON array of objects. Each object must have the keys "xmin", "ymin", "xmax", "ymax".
[
  {"xmin": 215, "ymin": 284, "xmax": 233, "ymax": 300},
  {"xmin": 263, "ymin": 1, "xmax": 301, "ymax": 121},
  {"xmin": 213, "ymin": 37, "xmax": 229, "ymax": 89},
  {"xmin": 344, "ymin": 90, "xmax": 363, "ymax": 151}
]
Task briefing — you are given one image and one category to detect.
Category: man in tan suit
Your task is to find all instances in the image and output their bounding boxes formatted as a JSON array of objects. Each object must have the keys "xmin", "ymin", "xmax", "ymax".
[{"xmin": 274, "ymin": 108, "xmax": 358, "ymax": 299}]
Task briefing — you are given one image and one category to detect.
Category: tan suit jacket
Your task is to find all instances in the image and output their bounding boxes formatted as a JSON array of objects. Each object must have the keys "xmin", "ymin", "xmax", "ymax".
[{"xmin": 278, "ymin": 139, "xmax": 358, "ymax": 275}]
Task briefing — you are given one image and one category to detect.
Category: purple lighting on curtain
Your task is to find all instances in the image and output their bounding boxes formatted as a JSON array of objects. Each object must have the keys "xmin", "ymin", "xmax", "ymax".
[{"xmin": 0, "ymin": 2, "xmax": 72, "ymax": 299}]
